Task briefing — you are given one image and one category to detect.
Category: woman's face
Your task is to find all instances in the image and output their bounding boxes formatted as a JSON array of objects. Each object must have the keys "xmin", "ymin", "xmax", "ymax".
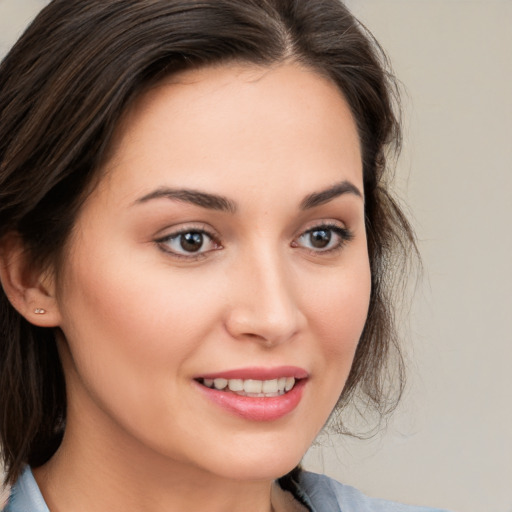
[{"xmin": 53, "ymin": 63, "xmax": 371, "ymax": 481}]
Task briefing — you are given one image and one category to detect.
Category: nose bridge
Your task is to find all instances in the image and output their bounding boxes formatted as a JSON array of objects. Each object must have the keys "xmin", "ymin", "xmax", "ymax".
[{"xmin": 225, "ymin": 242, "xmax": 302, "ymax": 344}]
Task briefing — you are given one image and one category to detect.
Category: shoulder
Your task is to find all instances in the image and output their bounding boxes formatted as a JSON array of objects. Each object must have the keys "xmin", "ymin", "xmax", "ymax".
[{"xmin": 296, "ymin": 471, "xmax": 451, "ymax": 512}]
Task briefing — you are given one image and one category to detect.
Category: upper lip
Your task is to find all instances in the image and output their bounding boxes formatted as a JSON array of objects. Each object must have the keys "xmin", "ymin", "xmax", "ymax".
[{"xmin": 196, "ymin": 366, "xmax": 309, "ymax": 381}]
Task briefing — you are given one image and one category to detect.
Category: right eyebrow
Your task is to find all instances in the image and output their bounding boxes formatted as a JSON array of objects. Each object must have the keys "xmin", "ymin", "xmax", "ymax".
[{"xmin": 133, "ymin": 187, "xmax": 237, "ymax": 214}]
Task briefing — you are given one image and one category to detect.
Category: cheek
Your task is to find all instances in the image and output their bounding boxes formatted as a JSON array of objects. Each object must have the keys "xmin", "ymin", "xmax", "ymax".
[
  {"xmin": 303, "ymin": 256, "xmax": 371, "ymax": 398},
  {"xmin": 307, "ymin": 260, "xmax": 371, "ymax": 344},
  {"xmin": 55, "ymin": 248, "xmax": 228, "ymax": 448},
  {"xmin": 55, "ymin": 245, "xmax": 224, "ymax": 418}
]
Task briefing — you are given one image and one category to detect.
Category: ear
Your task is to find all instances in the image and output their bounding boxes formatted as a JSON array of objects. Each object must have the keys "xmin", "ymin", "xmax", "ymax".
[{"xmin": 0, "ymin": 232, "xmax": 62, "ymax": 327}]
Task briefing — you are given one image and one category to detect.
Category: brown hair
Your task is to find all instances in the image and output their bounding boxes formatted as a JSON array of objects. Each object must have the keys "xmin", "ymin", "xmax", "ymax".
[{"xmin": 0, "ymin": 0, "xmax": 415, "ymax": 485}]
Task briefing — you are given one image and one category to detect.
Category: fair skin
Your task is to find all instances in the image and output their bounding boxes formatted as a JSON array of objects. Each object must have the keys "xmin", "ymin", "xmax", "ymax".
[{"xmin": 3, "ymin": 63, "xmax": 370, "ymax": 512}]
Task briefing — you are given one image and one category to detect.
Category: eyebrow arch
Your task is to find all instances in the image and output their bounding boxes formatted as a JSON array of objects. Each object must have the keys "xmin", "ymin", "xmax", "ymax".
[
  {"xmin": 135, "ymin": 187, "xmax": 237, "ymax": 213},
  {"xmin": 300, "ymin": 180, "xmax": 363, "ymax": 210}
]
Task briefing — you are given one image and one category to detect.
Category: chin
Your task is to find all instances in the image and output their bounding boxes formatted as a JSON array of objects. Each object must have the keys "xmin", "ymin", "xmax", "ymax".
[
  {"xmin": 213, "ymin": 457, "xmax": 301, "ymax": 483},
  {"xmin": 190, "ymin": 431, "xmax": 311, "ymax": 483}
]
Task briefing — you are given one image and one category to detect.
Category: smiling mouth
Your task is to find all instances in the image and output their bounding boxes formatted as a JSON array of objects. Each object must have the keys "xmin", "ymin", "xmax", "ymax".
[{"xmin": 197, "ymin": 377, "xmax": 297, "ymax": 397}]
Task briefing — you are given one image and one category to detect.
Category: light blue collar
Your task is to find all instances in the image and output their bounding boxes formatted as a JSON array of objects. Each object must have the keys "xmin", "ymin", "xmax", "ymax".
[
  {"xmin": 3, "ymin": 466, "xmax": 449, "ymax": 512},
  {"xmin": 3, "ymin": 467, "xmax": 49, "ymax": 512}
]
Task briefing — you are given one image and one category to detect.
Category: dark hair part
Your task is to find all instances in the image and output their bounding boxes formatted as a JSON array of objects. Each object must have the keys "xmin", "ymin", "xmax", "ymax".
[{"xmin": 0, "ymin": 0, "xmax": 415, "ymax": 485}]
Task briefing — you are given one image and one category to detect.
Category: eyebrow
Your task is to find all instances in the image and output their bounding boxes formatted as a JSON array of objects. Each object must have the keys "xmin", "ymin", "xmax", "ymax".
[
  {"xmin": 300, "ymin": 180, "xmax": 363, "ymax": 210},
  {"xmin": 134, "ymin": 179, "xmax": 362, "ymax": 213},
  {"xmin": 135, "ymin": 187, "xmax": 237, "ymax": 213}
]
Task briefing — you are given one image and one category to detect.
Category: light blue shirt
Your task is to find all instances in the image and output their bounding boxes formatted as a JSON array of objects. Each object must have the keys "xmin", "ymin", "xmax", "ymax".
[{"xmin": 3, "ymin": 466, "xmax": 450, "ymax": 512}]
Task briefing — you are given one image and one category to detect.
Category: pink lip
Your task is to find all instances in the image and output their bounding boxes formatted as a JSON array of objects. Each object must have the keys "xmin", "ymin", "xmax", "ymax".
[
  {"xmin": 197, "ymin": 366, "xmax": 309, "ymax": 380},
  {"xmin": 195, "ymin": 378, "xmax": 307, "ymax": 422}
]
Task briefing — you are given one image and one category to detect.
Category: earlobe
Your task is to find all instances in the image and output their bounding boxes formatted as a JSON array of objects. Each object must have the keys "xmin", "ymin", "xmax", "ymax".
[{"xmin": 0, "ymin": 232, "xmax": 62, "ymax": 327}]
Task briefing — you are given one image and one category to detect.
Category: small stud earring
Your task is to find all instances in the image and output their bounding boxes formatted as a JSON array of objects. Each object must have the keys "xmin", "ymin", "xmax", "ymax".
[{"xmin": 34, "ymin": 308, "xmax": 46, "ymax": 315}]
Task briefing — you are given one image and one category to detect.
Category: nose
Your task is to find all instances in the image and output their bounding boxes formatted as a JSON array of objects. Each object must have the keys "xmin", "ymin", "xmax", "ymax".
[{"xmin": 224, "ymin": 248, "xmax": 305, "ymax": 347}]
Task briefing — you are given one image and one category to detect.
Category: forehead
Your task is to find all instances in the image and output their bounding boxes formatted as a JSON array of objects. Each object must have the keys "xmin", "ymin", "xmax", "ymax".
[{"xmin": 100, "ymin": 62, "xmax": 363, "ymax": 205}]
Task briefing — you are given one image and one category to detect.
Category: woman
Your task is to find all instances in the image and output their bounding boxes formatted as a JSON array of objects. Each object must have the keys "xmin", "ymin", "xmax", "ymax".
[{"xmin": 0, "ymin": 1, "xmax": 448, "ymax": 511}]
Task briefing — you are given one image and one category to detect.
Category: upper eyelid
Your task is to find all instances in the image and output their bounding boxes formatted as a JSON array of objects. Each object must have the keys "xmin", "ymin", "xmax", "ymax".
[
  {"xmin": 154, "ymin": 219, "xmax": 349, "ymax": 239},
  {"xmin": 303, "ymin": 221, "xmax": 346, "ymax": 231},
  {"xmin": 294, "ymin": 219, "xmax": 348, "ymax": 237},
  {"xmin": 297, "ymin": 223, "xmax": 352, "ymax": 240},
  {"xmin": 155, "ymin": 223, "xmax": 219, "ymax": 240}
]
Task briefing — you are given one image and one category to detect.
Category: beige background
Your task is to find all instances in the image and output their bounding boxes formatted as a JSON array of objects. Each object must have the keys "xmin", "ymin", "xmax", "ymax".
[{"xmin": 1, "ymin": 1, "xmax": 511, "ymax": 511}]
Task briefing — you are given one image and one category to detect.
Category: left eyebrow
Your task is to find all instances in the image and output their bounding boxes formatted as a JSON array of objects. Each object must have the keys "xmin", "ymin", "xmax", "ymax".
[{"xmin": 300, "ymin": 180, "xmax": 363, "ymax": 210}]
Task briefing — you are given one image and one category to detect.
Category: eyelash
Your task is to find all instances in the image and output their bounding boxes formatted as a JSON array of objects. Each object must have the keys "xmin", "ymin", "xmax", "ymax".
[{"xmin": 155, "ymin": 223, "xmax": 353, "ymax": 260}]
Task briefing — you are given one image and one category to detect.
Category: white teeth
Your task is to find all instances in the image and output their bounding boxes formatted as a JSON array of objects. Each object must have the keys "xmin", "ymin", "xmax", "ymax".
[
  {"xmin": 213, "ymin": 378, "xmax": 228, "ymax": 390},
  {"xmin": 285, "ymin": 377, "xmax": 295, "ymax": 391},
  {"xmin": 228, "ymin": 379, "xmax": 244, "ymax": 392},
  {"xmin": 202, "ymin": 376, "xmax": 297, "ymax": 396},
  {"xmin": 244, "ymin": 379, "xmax": 262, "ymax": 394},
  {"xmin": 262, "ymin": 379, "xmax": 278, "ymax": 394}
]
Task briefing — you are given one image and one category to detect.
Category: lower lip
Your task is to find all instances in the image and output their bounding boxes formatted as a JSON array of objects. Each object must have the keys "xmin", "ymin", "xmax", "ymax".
[{"xmin": 195, "ymin": 379, "xmax": 306, "ymax": 422}]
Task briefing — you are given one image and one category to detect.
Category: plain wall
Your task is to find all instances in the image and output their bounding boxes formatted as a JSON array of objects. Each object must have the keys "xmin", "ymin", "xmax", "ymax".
[{"xmin": 1, "ymin": 1, "xmax": 511, "ymax": 511}]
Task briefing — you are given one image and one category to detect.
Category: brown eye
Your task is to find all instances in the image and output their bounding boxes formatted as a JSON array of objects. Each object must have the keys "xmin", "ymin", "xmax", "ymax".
[
  {"xmin": 309, "ymin": 229, "xmax": 331, "ymax": 249},
  {"xmin": 180, "ymin": 232, "xmax": 204, "ymax": 252},
  {"xmin": 158, "ymin": 229, "xmax": 220, "ymax": 257},
  {"xmin": 295, "ymin": 224, "xmax": 353, "ymax": 253}
]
